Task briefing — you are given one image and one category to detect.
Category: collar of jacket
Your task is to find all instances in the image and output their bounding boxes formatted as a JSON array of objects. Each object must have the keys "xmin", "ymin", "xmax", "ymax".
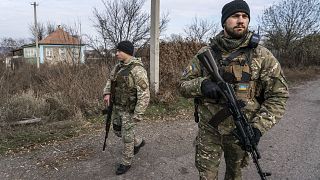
[{"xmin": 119, "ymin": 56, "xmax": 134, "ymax": 66}]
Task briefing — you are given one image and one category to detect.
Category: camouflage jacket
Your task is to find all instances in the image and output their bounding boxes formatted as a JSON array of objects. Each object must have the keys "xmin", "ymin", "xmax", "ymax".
[
  {"xmin": 103, "ymin": 57, "xmax": 150, "ymax": 120},
  {"xmin": 179, "ymin": 42, "xmax": 289, "ymax": 135}
]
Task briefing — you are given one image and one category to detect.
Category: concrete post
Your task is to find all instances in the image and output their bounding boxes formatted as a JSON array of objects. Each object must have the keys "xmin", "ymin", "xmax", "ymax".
[
  {"xmin": 31, "ymin": 2, "xmax": 40, "ymax": 69},
  {"xmin": 150, "ymin": 0, "xmax": 160, "ymax": 94}
]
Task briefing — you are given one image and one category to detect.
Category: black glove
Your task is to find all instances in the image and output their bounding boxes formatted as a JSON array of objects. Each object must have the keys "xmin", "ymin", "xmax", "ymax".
[
  {"xmin": 233, "ymin": 127, "xmax": 262, "ymax": 150},
  {"xmin": 252, "ymin": 127, "xmax": 262, "ymax": 145},
  {"xmin": 201, "ymin": 79, "xmax": 221, "ymax": 99}
]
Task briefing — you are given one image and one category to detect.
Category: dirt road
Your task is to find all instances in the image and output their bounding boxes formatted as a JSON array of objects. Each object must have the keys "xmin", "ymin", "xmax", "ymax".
[{"xmin": 1, "ymin": 78, "xmax": 319, "ymax": 180}]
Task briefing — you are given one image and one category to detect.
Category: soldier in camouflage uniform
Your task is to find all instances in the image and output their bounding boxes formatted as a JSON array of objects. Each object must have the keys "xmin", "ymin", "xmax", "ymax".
[
  {"xmin": 103, "ymin": 41, "xmax": 150, "ymax": 175},
  {"xmin": 179, "ymin": 0, "xmax": 289, "ymax": 179}
]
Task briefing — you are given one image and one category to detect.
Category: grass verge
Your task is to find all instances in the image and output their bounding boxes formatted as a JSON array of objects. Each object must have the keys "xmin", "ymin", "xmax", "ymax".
[
  {"xmin": 284, "ymin": 66, "xmax": 320, "ymax": 85},
  {"xmin": 145, "ymin": 97, "xmax": 193, "ymax": 117},
  {"xmin": 0, "ymin": 120, "xmax": 90, "ymax": 154}
]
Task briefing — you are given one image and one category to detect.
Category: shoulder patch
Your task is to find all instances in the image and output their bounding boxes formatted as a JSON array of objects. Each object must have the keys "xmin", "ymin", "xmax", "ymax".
[
  {"xmin": 138, "ymin": 79, "xmax": 148, "ymax": 90},
  {"xmin": 182, "ymin": 64, "xmax": 196, "ymax": 77}
]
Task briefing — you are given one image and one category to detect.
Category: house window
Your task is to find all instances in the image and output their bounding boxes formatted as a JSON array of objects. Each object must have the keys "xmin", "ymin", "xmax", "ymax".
[
  {"xmin": 72, "ymin": 48, "xmax": 80, "ymax": 57},
  {"xmin": 59, "ymin": 48, "xmax": 65, "ymax": 56},
  {"xmin": 46, "ymin": 48, "xmax": 53, "ymax": 57},
  {"xmin": 59, "ymin": 48, "xmax": 66, "ymax": 61},
  {"xmin": 31, "ymin": 49, "xmax": 36, "ymax": 57},
  {"xmin": 24, "ymin": 49, "xmax": 29, "ymax": 57},
  {"xmin": 25, "ymin": 48, "xmax": 36, "ymax": 58}
]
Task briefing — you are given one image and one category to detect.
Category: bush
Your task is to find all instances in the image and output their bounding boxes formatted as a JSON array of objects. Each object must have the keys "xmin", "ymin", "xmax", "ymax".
[
  {"xmin": 2, "ymin": 40, "xmax": 318, "ymax": 126},
  {"xmin": 137, "ymin": 40, "xmax": 203, "ymax": 102},
  {"xmin": 0, "ymin": 63, "xmax": 108, "ymax": 125},
  {"xmin": 0, "ymin": 90, "xmax": 48, "ymax": 124}
]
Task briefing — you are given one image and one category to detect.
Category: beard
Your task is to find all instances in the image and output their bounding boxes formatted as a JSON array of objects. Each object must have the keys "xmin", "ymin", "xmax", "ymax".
[{"xmin": 225, "ymin": 25, "xmax": 248, "ymax": 39}]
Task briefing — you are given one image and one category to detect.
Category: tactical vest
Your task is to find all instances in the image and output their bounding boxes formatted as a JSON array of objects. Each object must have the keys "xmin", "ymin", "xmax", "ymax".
[
  {"xmin": 194, "ymin": 47, "xmax": 257, "ymax": 125},
  {"xmin": 217, "ymin": 47, "xmax": 256, "ymax": 103},
  {"xmin": 210, "ymin": 33, "xmax": 260, "ymax": 103},
  {"xmin": 194, "ymin": 33, "xmax": 261, "ymax": 125},
  {"xmin": 114, "ymin": 62, "xmax": 142, "ymax": 112}
]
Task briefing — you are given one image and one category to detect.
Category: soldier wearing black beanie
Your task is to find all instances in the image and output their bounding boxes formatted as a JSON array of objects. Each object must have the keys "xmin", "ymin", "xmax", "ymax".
[
  {"xmin": 221, "ymin": 0, "xmax": 250, "ymax": 27},
  {"xmin": 180, "ymin": 0, "xmax": 289, "ymax": 180},
  {"xmin": 103, "ymin": 39, "xmax": 150, "ymax": 175},
  {"xmin": 116, "ymin": 40, "xmax": 134, "ymax": 56}
]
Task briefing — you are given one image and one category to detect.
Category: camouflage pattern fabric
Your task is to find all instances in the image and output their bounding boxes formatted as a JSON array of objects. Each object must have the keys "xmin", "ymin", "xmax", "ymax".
[
  {"xmin": 179, "ymin": 32, "xmax": 289, "ymax": 179},
  {"xmin": 195, "ymin": 123, "xmax": 249, "ymax": 180},
  {"xmin": 116, "ymin": 110, "xmax": 142, "ymax": 165},
  {"xmin": 103, "ymin": 57, "xmax": 150, "ymax": 166}
]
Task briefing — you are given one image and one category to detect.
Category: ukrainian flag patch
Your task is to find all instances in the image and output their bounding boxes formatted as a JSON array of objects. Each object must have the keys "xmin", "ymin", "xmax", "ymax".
[
  {"xmin": 182, "ymin": 64, "xmax": 196, "ymax": 76},
  {"xmin": 238, "ymin": 84, "xmax": 249, "ymax": 91}
]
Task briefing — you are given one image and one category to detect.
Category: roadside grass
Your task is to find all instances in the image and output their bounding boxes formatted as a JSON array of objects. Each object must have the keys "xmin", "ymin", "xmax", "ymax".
[
  {"xmin": 0, "ymin": 121, "xmax": 79, "ymax": 154},
  {"xmin": 145, "ymin": 97, "xmax": 193, "ymax": 117},
  {"xmin": 284, "ymin": 66, "xmax": 320, "ymax": 85},
  {"xmin": 0, "ymin": 66, "xmax": 319, "ymax": 155}
]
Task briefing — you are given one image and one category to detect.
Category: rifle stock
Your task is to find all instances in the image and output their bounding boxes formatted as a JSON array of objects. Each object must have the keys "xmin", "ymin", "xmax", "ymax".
[
  {"xmin": 197, "ymin": 49, "xmax": 271, "ymax": 180},
  {"xmin": 102, "ymin": 80, "xmax": 116, "ymax": 151}
]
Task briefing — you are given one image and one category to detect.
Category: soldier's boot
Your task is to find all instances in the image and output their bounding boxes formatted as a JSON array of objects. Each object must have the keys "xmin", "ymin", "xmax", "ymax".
[
  {"xmin": 116, "ymin": 164, "xmax": 131, "ymax": 175},
  {"xmin": 134, "ymin": 140, "xmax": 145, "ymax": 155}
]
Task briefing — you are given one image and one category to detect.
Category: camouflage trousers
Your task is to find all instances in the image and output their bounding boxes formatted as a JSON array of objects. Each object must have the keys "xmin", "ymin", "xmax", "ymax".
[
  {"xmin": 112, "ymin": 110, "xmax": 143, "ymax": 166},
  {"xmin": 195, "ymin": 123, "xmax": 249, "ymax": 180}
]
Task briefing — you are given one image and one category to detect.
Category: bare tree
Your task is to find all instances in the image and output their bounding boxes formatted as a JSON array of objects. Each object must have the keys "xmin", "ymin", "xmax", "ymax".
[
  {"xmin": 259, "ymin": 0, "xmax": 320, "ymax": 53},
  {"xmin": 165, "ymin": 33, "xmax": 185, "ymax": 42},
  {"xmin": 0, "ymin": 37, "xmax": 27, "ymax": 67},
  {"xmin": 29, "ymin": 21, "xmax": 58, "ymax": 42},
  {"xmin": 46, "ymin": 21, "xmax": 57, "ymax": 35},
  {"xmin": 87, "ymin": 0, "xmax": 168, "ymax": 67},
  {"xmin": 184, "ymin": 17, "xmax": 219, "ymax": 43},
  {"xmin": 91, "ymin": 0, "xmax": 169, "ymax": 50},
  {"xmin": 61, "ymin": 21, "xmax": 84, "ymax": 66},
  {"xmin": 0, "ymin": 38, "xmax": 26, "ymax": 50},
  {"xmin": 29, "ymin": 22, "xmax": 46, "ymax": 42}
]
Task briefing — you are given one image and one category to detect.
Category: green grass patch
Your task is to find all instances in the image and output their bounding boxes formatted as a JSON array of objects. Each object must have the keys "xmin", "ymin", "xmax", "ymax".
[
  {"xmin": 145, "ymin": 97, "xmax": 193, "ymax": 117},
  {"xmin": 0, "ymin": 120, "xmax": 86, "ymax": 154}
]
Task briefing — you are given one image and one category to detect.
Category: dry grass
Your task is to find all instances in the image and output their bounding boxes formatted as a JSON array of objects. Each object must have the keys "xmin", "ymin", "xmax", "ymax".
[
  {"xmin": 0, "ymin": 90, "xmax": 49, "ymax": 124},
  {"xmin": 283, "ymin": 66, "xmax": 320, "ymax": 85}
]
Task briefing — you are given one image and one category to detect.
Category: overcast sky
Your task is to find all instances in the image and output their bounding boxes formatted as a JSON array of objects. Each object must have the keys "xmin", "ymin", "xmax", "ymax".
[{"xmin": 0, "ymin": 0, "xmax": 282, "ymax": 40}]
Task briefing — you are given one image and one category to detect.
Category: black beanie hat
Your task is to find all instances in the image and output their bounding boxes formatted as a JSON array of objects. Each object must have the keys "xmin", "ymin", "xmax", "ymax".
[
  {"xmin": 221, "ymin": 0, "xmax": 250, "ymax": 27},
  {"xmin": 116, "ymin": 40, "xmax": 134, "ymax": 56}
]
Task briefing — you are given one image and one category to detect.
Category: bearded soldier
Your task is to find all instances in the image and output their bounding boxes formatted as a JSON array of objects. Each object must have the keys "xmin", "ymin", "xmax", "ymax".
[
  {"xmin": 103, "ymin": 40, "xmax": 150, "ymax": 175},
  {"xmin": 179, "ymin": 0, "xmax": 289, "ymax": 179}
]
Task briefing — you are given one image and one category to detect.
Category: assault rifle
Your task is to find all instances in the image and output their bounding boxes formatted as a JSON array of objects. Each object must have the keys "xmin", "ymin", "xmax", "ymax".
[
  {"xmin": 197, "ymin": 49, "xmax": 271, "ymax": 180},
  {"xmin": 102, "ymin": 80, "xmax": 116, "ymax": 151}
]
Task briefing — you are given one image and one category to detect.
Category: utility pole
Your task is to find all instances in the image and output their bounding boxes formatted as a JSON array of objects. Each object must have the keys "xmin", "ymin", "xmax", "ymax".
[
  {"xmin": 99, "ymin": 19, "xmax": 108, "ymax": 64},
  {"xmin": 31, "ymin": 2, "xmax": 40, "ymax": 69},
  {"xmin": 150, "ymin": 0, "xmax": 160, "ymax": 94}
]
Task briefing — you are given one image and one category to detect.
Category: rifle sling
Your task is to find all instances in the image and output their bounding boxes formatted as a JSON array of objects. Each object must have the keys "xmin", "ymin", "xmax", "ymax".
[
  {"xmin": 194, "ymin": 98, "xmax": 200, "ymax": 123},
  {"xmin": 223, "ymin": 49, "xmax": 245, "ymax": 65},
  {"xmin": 208, "ymin": 107, "xmax": 232, "ymax": 127},
  {"xmin": 208, "ymin": 101, "xmax": 246, "ymax": 127},
  {"xmin": 210, "ymin": 45, "xmax": 252, "ymax": 66}
]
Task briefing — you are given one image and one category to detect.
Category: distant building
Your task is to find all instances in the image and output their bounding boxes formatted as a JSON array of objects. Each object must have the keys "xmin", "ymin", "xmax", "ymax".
[{"xmin": 13, "ymin": 26, "xmax": 85, "ymax": 65}]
